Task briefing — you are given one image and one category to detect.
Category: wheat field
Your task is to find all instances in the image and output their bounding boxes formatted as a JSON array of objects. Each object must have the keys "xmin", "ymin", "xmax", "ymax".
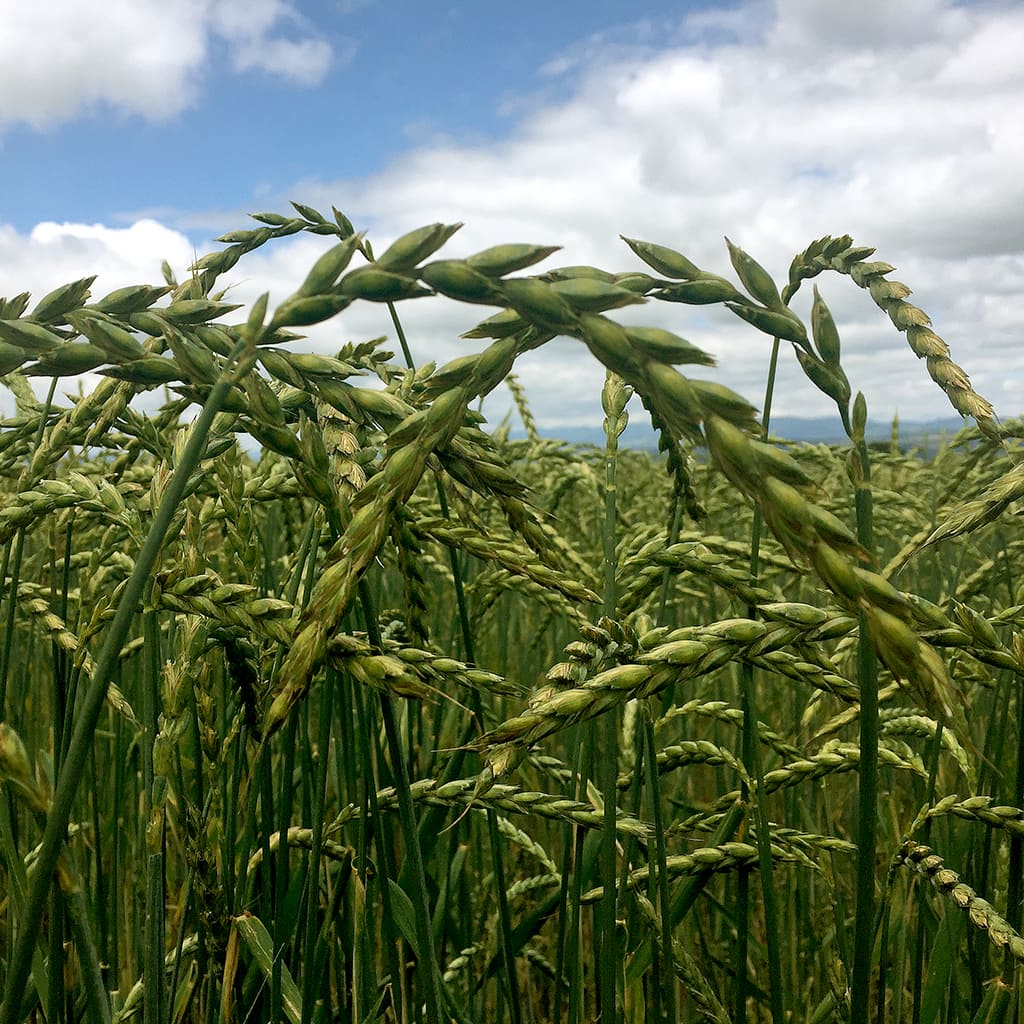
[{"xmin": 1, "ymin": 206, "xmax": 1022, "ymax": 1023}]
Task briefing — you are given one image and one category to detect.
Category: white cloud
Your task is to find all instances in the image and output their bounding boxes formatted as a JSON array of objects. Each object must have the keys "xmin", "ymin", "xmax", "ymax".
[
  {"xmin": 0, "ymin": 219, "xmax": 197, "ymax": 416},
  {"xmin": 0, "ymin": 0, "xmax": 208, "ymax": 128},
  {"xmin": 2, "ymin": 220, "xmax": 195, "ymax": 290},
  {"xmin": 228, "ymin": 36, "xmax": 334, "ymax": 85},
  {"xmin": 295, "ymin": 0, "xmax": 1023, "ymax": 426},
  {"xmin": 0, "ymin": 0, "xmax": 335, "ymax": 132},
  {"xmin": 210, "ymin": 0, "xmax": 333, "ymax": 84},
  {"xmin": 2, "ymin": 0, "xmax": 1022, "ymax": 432}
]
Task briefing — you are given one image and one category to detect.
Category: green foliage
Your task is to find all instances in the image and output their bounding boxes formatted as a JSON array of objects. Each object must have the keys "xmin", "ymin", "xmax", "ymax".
[{"xmin": 0, "ymin": 208, "xmax": 1021, "ymax": 1024}]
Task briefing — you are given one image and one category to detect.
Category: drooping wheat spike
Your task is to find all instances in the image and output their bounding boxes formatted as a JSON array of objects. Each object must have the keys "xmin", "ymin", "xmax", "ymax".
[
  {"xmin": 746, "ymin": 826, "xmax": 857, "ymax": 860},
  {"xmin": 244, "ymin": 827, "xmax": 356, "ymax": 870},
  {"xmin": 618, "ymin": 536, "xmax": 781, "ymax": 614},
  {"xmin": 897, "ymin": 841, "xmax": 1024, "ymax": 962},
  {"xmin": 408, "ymin": 514, "xmax": 600, "ymax": 608},
  {"xmin": 477, "ymin": 615, "xmax": 891, "ymax": 783},
  {"xmin": 804, "ymin": 681, "xmax": 904, "ymax": 745},
  {"xmin": 27, "ymin": 380, "xmax": 131, "ymax": 484},
  {"xmin": 632, "ymin": 892, "xmax": 731, "ymax": 1024},
  {"xmin": 441, "ymin": 946, "xmax": 484, "ymax": 986},
  {"xmin": 494, "ymin": 813, "xmax": 560, "ymax": 874},
  {"xmin": 14, "ymin": 582, "xmax": 139, "ymax": 727},
  {"xmin": 108, "ymin": 935, "xmax": 202, "ymax": 1023},
  {"xmin": 580, "ymin": 840, "xmax": 817, "ymax": 904},
  {"xmin": 545, "ymin": 616, "xmax": 641, "ymax": 687},
  {"xmin": 464, "ymin": 563, "xmax": 588, "ymax": 629},
  {"xmin": 435, "ymin": 422, "xmax": 598, "ymax": 586},
  {"xmin": 320, "ymin": 776, "xmax": 653, "ymax": 839},
  {"xmin": 919, "ymin": 794, "xmax": 1024, "ymax": 837},
  {"xmin": 388, "ymin": 506, "xmax": 432, "ymax": 648},
  {"xmin": 956, "ymin": 544, "xmax": 1024, "ymax": 605},
  {"xmin": 879, "ymin": 710, "xmax": 973, "ymax": 783},
  {"xmin": 0, "ymin": 362, "xmax": 42, "ymax": 417},
  {"xmin": 785, "ymin": 235, "xmax": 1000, "ymax": 440},
  {"xmin": 0, "ymin": 471, "xmax": 141, "ymax": 546},
  {"xmin": 702, "ymin": 741, "xmax": 925, "ymax": 817},
  {"xmin": 505, "ymin": 874, "xmax": 561, "ymax": 902},
  {"xmin": 153, "ymin": 565, "xmax": 516, "ymax": 702},
  {"xmin": 628, "ymin": 227, "xmax": 1003, "ymax": 479},
  {"xmin": 658, "ymin": 698, "xmax": 803, "ymax": 761},
  {"xmin": 641, "ymin": 397, "xmax": 706, "ymax": 522},
  {"xmin": 704, "ymin": 412, "xmax": 970, "ymax": 738},
  {"xmin": 918, "ymin": 460, "xmax": 1024, "ymax": 550},
  {"xmin": 643, "ymin": 615, "xmax": 860, "ymax": 701},
  {"xmin": 0, "ymin": 722, "xmax": 50, "ymax": 817},
  {"xmin": 504, "ymin": 371, "xmax": 539, "ymax": 444},
  {"xmin": 197, "ymin": 210, "xmax": 315, "ymax": 291},
  {"xmin": 617, "ymin": 738, "xmax": 749, "ymax": 790},
  {"xmin": 265, "ymin": 290, "xmax": 562, "ymax": 734},
  {"xmin": 0, "ymin": 414, "xmax": 40, "ymax": 478}
]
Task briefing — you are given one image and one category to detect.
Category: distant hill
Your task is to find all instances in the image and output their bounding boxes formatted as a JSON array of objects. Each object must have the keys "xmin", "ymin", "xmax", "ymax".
[
  {"xmin": 768, "ymin": 416, "xmax": 968, "ymax": 448},
  {"xmin": 515, "ymin": 416, "xmax": 970, "ymax": 451}
]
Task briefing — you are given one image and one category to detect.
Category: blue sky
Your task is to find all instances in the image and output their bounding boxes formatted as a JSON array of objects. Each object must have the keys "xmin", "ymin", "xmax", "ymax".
[
  {"xmin": 1, "ymin": 0, "xmax": 1023, "ymax": 428},
  {"xmin": 2, "ymin": 1, "xmax": 729, "ymax": 232}
]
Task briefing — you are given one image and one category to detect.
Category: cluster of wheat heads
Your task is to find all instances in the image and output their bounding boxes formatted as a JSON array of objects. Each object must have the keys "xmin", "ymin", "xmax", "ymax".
[{"xmin": 1, "ymin": 204, "xmax": 1022, "ymax": 1024}]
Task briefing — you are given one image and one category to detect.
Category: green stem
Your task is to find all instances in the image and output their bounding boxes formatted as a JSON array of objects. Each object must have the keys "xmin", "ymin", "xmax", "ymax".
[
  {"xmin": 643, "ymin": 716, "xmax": 676, "ymax": 1023},
  {"xmin": 1003, "ymin": 673, "xmax": 1024, "ymax": 982},
  {"xmin": 386, "ymin": 300, "xmax": 416, "ymax": 371},
  {"xmin": 59, "ymin": 854, "xmax": 111, "ymax": 1024},
  {"xmin": 649, "ymin": 491, "xmax": 681, "ymax": 1023},
  {"xmin": 554, "ymin": 725, "xmax": 586, "ymax": 1024},
  {"xmin": 734, "ymin": 864, "xmax": 749, "ymax": 1024},
  {"xmin": 625, "ymin": 798, "xmax": 746, "ymax": 984},
  {"xmin": 738, "ymin": 335, "xmax": 785, "ymax": 1024},
  {"xmin": 350, "ymin": 673, "xmax": 405, "ymax": 1019},
  {"xmin": 142, "ymin": 606, "xmax": 165, "ymax": 1024},
  {"xmin": 599, "ymin": 423, "xmax": 619, "ymax": 1024},
  {"xmin": 568, "ymin": 741, "xmax": 593, "ymax": 1024},
  {"xmin": 271, "ymin": 713, "xmax": 299, "ymax": 1024},
  {"xmin": 596, "ymin": 369, "xmax": 626, "ymax": 1023},
  {"xmin": 299, "ymin": 667, "xmax": 334, "ymax": 1024},
  {"xmin": 910, "ymin": 720, "xmax": 944, "ymax": 1024},
  {"xmin": 358, "ymin": 578, "xmax": 443, "ymax": 1024},
  {"xmin": 851, "ymin": 442, "xmax": 878, "ymax": 1024},
  {"xmin": 390, "ymin": 295, "xmax": 523, "ymax": 1023},
  {"xmin": 0, "ymin": 379, "xmax": 57, "ymax": 716}
]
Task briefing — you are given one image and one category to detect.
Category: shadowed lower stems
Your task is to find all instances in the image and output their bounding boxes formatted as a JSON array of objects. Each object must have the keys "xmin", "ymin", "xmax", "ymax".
[
  {"xmin": 0, "ymin": 346, "xmax": 253, "ymax": 1024},
  {"xmin": 851, "ymin": 451, "xmax": 878, "ymax": 1024}
]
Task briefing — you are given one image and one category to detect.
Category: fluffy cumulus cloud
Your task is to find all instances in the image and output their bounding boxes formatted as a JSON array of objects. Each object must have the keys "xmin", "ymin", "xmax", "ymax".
[
  {"xmin": 209, "ymin": 0, "xmax": 335, "ymax": 85},
  {"xmin": 0, "ymin": 0, "xmax": 333, "ymax": 131},
  {"xmin": 2, "ymin": 0, "xmax": 1022, "ymax": 429},
  {"xmin": 0, "ymin": 220, "xmax": 197, "ymax": 416},
  {"xmin": 0, "ymin": 219, "xmax": 196, "ymax": 295},
  {"xmin": 287, "ymin": 0, "xmax": 1024, "ymax": 425}
]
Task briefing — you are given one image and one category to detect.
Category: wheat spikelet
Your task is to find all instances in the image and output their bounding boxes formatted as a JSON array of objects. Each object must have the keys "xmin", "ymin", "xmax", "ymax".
[
  {"xmin": 897, "ymin": 841, "xmax": 1024, "ymax": 962},
  {"xmin": 704, "ymin": 742, "xmax": 924, "ymax": 816},
  {"xmin": 785, "ymin": 235, "xmax": 1000, "ymax": 440},
  {"xmin": 581, "ymin": 840, "xmax": 817, "ymax": 904},
  {"xmin": 631, "ymin": 892, "xmax": 730, "ymax": 1024}
]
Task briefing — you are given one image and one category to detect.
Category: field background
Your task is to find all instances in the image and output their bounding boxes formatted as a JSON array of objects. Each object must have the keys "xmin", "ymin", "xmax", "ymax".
[{"xmin": 1, "ymin": 210, "xmax": 1023, "ymax": 1024}]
